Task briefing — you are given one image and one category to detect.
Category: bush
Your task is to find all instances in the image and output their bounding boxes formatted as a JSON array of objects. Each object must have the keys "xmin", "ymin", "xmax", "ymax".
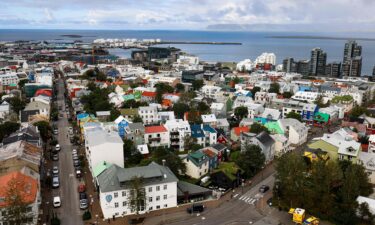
[{"xmin": 82, "ymin": 210, "xmax": 92, "ymax": 220}]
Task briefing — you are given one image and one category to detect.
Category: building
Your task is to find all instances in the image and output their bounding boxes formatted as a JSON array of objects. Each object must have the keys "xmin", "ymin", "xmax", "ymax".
[
  {"xmin": 144, "ymin": 125, "xmax": 170, "ymax": 148},
  {"xmin": 138, "ymin": 106, "xmax": 160, "ymax": 125},
  {"xmin": 325, "ymin": 62, "xmax": 341, "ymax": 77},
  {"xmin": 183, "ymin": 151, "xmax": 209, "ymax": 179},
  {"xmin": 296, "ymin": 60, "xmax": 310, "ymax": 76},
  {"xmin": 201, "ymin": 85, "xmax": 221, "ymax": 99},
  {"xmin": 343, "ymin": 40, "xmax": 362, "ymax": 63},
  {"xmin": 342, "ymin": 56, "xmax": 362, "ymax": 77},
  {"xmin": 201, "ymin": 114, "xmax": 217, "ymax": 127},
  {"xmin": 125, "ymin": 123, "xmax": 145, "ymax": 146},
  {"xmin": 0, "ymin": 72, "xmax": 19, "ymax": 86},
  {"xmin": 181, "ymin": 70, "xmax": 204, "ymax": 83},
  {"xmin": 309, "ymin": 48, "xmax": 327, "ymax": 76},
  {"xmin": 291, "ymin": 91, "xmax": 319, "ymax": 103},
  {"xmin": 241, "ymin": 131, "xmax": 275, "ymax": 163},
  {"xmin": 164, "ymin": 120, "xmax": 191, "ymax": 152},
  {"xmin": 96, "ymin": 162, "xmax": 178, "ymax": 219},
  {"xmin": 266, "ymin": 118, "xmax": 308, "ymax": 146},
  {"xmin": 84, "ymin": 128, "xmax": 124, "ymax": 176},
  {"xmin": 0, "ymin": 101, "xmax": 10, "ymax": 120},
  {"xmin": 282, "ymin": 57, "xmax": 296, "ymax": 73}
]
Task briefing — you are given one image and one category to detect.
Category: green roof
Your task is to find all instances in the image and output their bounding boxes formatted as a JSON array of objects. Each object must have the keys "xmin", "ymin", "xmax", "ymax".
[
  {"xmin": 314, "ymin": 112, "xmax": 330, "ymax": 123},
  {"xmin": 308, "ymin": 140, "xmax": 339, "ymax": 160},
  {"xmin": 265, "ymin": 121, "xmax": 284, "ymax": 134},
  {"xmin": 93, "ymin": 161, "xmax": 112, "ymax": 177},
  {"xmin": 123, "ymin": 94, "xmax": 135, "ymax": 101},
  {"xmin": 120, "ymin": 84, "xmax": 129, "ymax": 91}
]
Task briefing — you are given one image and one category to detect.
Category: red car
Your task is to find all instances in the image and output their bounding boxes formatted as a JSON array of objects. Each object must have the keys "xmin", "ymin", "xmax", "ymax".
[{"xmin": 78, "ymin": 184, "xmax": 86, "ymax": 193}]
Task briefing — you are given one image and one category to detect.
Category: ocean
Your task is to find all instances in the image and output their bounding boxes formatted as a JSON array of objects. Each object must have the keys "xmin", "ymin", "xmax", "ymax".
[{"xmin": 1, "ymin": 29, "xmax": 375, "ymax": 75}]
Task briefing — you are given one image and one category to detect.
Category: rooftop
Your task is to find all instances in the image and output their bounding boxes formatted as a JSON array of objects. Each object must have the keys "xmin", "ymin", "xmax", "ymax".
[{"xmin": 145, "ymin": 125, "xmax": 167, "ymax": 134}]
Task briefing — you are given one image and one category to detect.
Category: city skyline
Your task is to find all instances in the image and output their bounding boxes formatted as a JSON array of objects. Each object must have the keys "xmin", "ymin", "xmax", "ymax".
[{"xmin": 1, "ymin": 0, "xmax": 375, "ymax": 32}]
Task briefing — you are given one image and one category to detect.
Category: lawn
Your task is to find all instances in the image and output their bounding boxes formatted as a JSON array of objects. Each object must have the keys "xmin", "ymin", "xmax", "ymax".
[{"xmin": 214, "ymin": 162, "xmax": 241, "ymax": 180}]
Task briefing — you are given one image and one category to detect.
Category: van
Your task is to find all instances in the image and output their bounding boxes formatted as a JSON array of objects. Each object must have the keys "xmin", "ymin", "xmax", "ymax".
[
  {"xmin": 53, "ymin": 196, "xmax": 61, "ymax": 208},
  {"xmin": 52, "ymin": 176, "xmax": 60, "ymax": 188},
  {"xmin": 187, "ymin": 203, "xmax": 204, "ymax": 214}
]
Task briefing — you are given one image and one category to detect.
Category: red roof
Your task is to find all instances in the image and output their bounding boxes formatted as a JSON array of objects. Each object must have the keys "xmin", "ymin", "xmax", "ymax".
[
  {"xmin": 34, "ymin": 89, "xmax": 53, "ymax": 97},
  {"xmin": 145, "ymin": 125, "xmax": 167, "ymax": 134},
  {"xmin": 142, "ymin": 91, "xmax": 156, "ymax": 98},
  {"xmin": 202, "ymin": 149, "xmax": 216, "ymax": 158},
  {"xmin": 0, "ymin": 171, "xmax": 38, "ymax": 208},
  {"xmin": 233, "ymin": 126, "xmax": 249, "ymax": 136}
]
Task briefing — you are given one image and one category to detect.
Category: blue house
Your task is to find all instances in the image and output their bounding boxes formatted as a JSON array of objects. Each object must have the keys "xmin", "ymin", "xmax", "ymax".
[
  {"xmin": 302, "ymin": 103, "xmax": 319, "ymax": 122},
  {"xmin": 200, "ymin": 148, "xmax": 218, "ymax": 171}
]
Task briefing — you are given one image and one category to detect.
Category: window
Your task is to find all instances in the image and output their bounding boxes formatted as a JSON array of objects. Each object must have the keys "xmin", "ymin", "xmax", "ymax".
[
  {"xmin": 163, "ymin": 195, "xmax": 167, "ymax": 200},
  {"xmin": 163, "ymin": 184, "xmax": 167, "ymax": 190},
  {"xmin": 115, "ymin": 202, "xmax": 119, "ymax": 208},
  {"xmin": 148, "ymin": 187, "xmax": 152, "ymax": 192},
  {"xmin": 164, "ymin": 204, "xmax": 168, "ymax": 208},
  {"xmin": 114, "ymin": 192, "xmax": 118, "ymax": 198},
  {"xmin": 149, "ymin": 135, "xmax": 152, "ymax": 138},
  {"xmin": 149, "ymin": 207, "xmax": 153, "ymax": 211},
  {"xmin": 115, "ymin": 212, "xmax": 119, "ymax": 216},
  {"xmin": 149, "ymin": 197, "xmax": 153, "ymax": 202},
  {"xmin": 157, "ymin": 134, "xmax": 160, "ymax": 137},
  {"xmin": 156, "ymin": 205, "xmax": 160, "ymax": 209},
  {"xmin": 123, "ymin": 201, "xmax": 127, "ymax": 207},
  {"xmin": 122, "ymin": 191, "xmax": 126, "ymax": 197},
  {"xmin": 156, "ymin": 186, "xmax": 160, "ymax": 191},
  {"xmin": 156, "ymin": 196, "xmax": 160, "ymax": 201}
]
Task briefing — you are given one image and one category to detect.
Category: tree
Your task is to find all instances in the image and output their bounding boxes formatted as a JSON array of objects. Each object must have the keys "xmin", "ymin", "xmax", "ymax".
[
  {"xmin": 155, "ymin": 83, "xmax": 174, "ymax": 103},
  {"xmin": 314, "ymin": 95, "xmax": 329, "ymax": 108},
  {"xmin": 50, "ymin": 212, "xmax": 61, "ymax": 225},
  {"xmin": 232, "ymin": 76, "xmax": 240, "ymax": 84},
  {"xmin": 0, "ymin": 121, "xmax": 20, "ymax": 141},
  {"xmin": 251, "ymin": 87, "xmax": 261, "ymax": 97},
  {"xmin": 350, "ymin": 106, "xmax": 369, "ymax": 119},
  {"xmin": 3, "ymin": 175, "xmax": 35, "ymax": 224},
  {"xmin": 192, "ymin": 79, "xmax": 204, "ymax": 91},
  {"xmin": 183, "ymin": 135, "xmax": 197, "ymax": 151},
  {"xmin": 132, "ymin": 115, "xmax": 143, "ymax": 123},
  {"xmin": 268, "ymin": 82, "xmax": 280, "ymax": 94},
  {"xmin": 109, "ymin": 108, "xmax": 121, "ymax": 121},
  {"xmin": 179, "ymin": 92, "xmax": 197, "ymax": 105},
  {"xmin": 250, "ymin": 123, "xmax": 268, "ymax": 134},
  {"xmin": 127, "ymin": 176, "xmax": 146, "ymax": 215},
  {"xmin": 285, "ymin": 111, "xmax": 302, "ymax": 122},
  {"xmin": 197, "ymin": 102, "xmax": 210, "ymax": 114},
  {"xmin": 282, "ymin": 91, "xmax": 293, "ymax": 99},
  {"xmin": 187, "ymin": 108, "xmax": 202, "ymax": 124},
  {"xmin": 236, "ymin": 144, "xmax": 265, "ymax": 178},
  {"xmin": 34, "ymin": 121, "xmax": 51, "ymax": 142},
  {"xmin": 172, "ymin": 103, "xmax": 189, "ymax": 119},
  {"xmin": 18, "ymin": 79, "xmax": 28, "ymax": 89},
  {"xmin": 358, "ymin": 202, "xmax": 374, "ymax": 224},
  {"xmin": 152, "ymin": 147, "xmax": 186, "ymax": 175},
  {"xmin": 234, "ymin": 106, "xmax": 248, "ymax": 120},
  {"xmin": 8, "ymin": 97, "xmax": 26, "ymax": 114},
  {"xmin": 175, "ymin": 83, "xmax": 185, "ymax": 93}
]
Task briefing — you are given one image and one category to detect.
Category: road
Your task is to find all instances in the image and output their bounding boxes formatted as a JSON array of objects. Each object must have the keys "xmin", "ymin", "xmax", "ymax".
[{"xmin": 52, "ymin": 78, "xmax": 83, "ymax": 225}]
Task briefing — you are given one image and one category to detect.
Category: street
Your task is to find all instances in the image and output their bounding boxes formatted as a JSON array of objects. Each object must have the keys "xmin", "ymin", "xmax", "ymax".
[{"xmin": 51, "ymin": 78, "xmax": 83, "ymax": 225}]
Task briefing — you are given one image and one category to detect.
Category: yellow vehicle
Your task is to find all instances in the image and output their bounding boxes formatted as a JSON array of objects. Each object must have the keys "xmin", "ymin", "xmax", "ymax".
[{"xmin": 289, "ymin": 208, "xmax": 319, "ymax": 225}]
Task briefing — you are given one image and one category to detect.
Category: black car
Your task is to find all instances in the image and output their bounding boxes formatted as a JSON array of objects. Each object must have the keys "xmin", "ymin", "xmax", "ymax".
[
  {"xmin": 73, "ymin": 160, "xmax": 80, "ymax": 168},
  {"xmin": 52, "ymin": 154, "xmax": 59, "ymax": 161},
  {"xmin": 267, "ymin": 197, "xmax": 273, "ymax": 206},
  {"xmin": 259, "ymin": 185, "xmax": 270, "ymax": 193},
  {"xmin": 79, "ymin": 192, "xmax": 87, "ymax": 200},
  {"xmin": 187, "ymin": 203, "xmax": 204, "ymax": 214}
]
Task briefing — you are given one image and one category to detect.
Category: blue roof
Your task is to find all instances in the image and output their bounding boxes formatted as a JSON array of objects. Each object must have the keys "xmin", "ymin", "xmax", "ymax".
[
  {"xmin": 299, "ymin": 86, "xmax": 312, "ymax": 92},
  {"xmin": 77, "ymin": 113, "xmax": 89, "ymax": 120},
  {"xmin": 203, "ymin": 125, "xmax": 216, "ymax": 133},
  {"xmin": 191, "ymin": 125, "xmax": 205, "ymax": 138},
  {"xmin": 254, "ymin": 117, "xmax": 268, "ymax": 125}
]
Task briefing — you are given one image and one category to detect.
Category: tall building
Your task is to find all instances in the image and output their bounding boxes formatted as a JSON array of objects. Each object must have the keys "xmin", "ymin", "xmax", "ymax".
[
  {"xmin": 282, "ymin": 57, "xmax": 296, "ymax": 73},
  {"xmin": 297, "ymin": 60, "xmax": 310, "ymax": 76},
  {"xmin": 342, "ymin": 56, "xmax": 362, "ymax": 77},
  {"xmin": 309, "ymin": 48, "xmax": 327, "ymax": 76},
  {"xmin": 372, "ymin": 65, "xmax": 375, "ymax": 76},
  {"xmin": 343, "ymin": 40, "xmax": 362, "ymax": 63},
  {"xmin": 325, "ymin": 62, "xmax": 341, "ymax": 78}
]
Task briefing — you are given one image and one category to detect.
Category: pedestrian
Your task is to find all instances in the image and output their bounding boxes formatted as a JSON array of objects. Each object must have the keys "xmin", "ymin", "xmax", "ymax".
[{"xmin": 107, "ymin": 218, "xmax": 110, "ymax": 224}]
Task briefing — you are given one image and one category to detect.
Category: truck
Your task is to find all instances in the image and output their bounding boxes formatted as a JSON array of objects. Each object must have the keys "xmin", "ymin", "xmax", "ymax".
[{"xmin": 288, "ymin": 208, "xmax": 319, "ymax": 225}]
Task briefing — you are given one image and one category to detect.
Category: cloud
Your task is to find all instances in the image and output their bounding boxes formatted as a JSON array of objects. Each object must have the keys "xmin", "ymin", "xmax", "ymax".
[{"xmin": 0, "ymin": 0, "xmax": 374, "ymax": 31}]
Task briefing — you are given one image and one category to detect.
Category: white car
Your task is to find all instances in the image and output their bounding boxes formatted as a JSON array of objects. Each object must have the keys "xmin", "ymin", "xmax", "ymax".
[
  {"xmin": 53, "ymin": 196, "xmax": 61, "ymax": 208},
  {"xmin": 55, "ymin": 144, "xmax": 61, "ymax": 151},
  {"xmin": 72, "ymin": 149, "xmax": 77, "ymax": 155},
  {"xmin": 52, "ymin": 166, "xmax": 59, "ymax": 175}
]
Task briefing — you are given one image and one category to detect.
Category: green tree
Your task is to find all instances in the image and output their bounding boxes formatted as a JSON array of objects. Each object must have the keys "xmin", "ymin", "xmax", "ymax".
[
  {"xmin": 192, "ymin": 79, "xmax": 204, "ymax": 91},
  {"xmin": 183, "ymin": 135, "xmax": 197, "ymax": 151},
  {"xmin": 8, "ymin": 97, "xmax": 26, "ymax": 114},
  {"xmin": 187, "ymin": 108, "xmax": 202, "ymax": 124},
  {"xmin": 282, "ymin": 91, "xmax": 293, "ymax": 99},
  {"xmin": 251, "ymin": 87, "xmax": 261, "ymax": 97},
  {"xmin": 358, "ymin": 202, "xmax": 374, "ymax": 224},
  {"xmin": 236, "ymin": 144, "xmax": 265, "ymax": 178},
  {"xmin": 314, "ymin": 95, "xmax": 329, "ymax": 108},
  {"xmin": 179, "ymin": 92, "xmax": 197, "ymax": 105},
  {"xmin": 152, "ymin": 147, "xmax": 186, "ymax": 175},
  {"xmin": 250, "ymin": 123, "xmax": 269, "ymax": 134},
  {"xmin": 232, "ymin": 76, "xmax": 240, "ymax": 84},
  {"xmin": 154, "ymin": 83, "xmax": 174, "ymax": 103},
  {"xmin": 172, "ymin": 103, "xmax": 189, "ymax": 119},
  {"xmin": 285, "ymin": 111, "xmax": 302, "ymax": 122},
  {"xmin": 132, "ymin": 115, "xmax": 143, "ymax": 123},
  {"xmin": 34, "ymin": 121, "xmax": 51, "ymax": 142},
  {"xmin": 18, "ymin": 79, "xmax": 28, "ymax": 89},
  {"xmin": 197, "ymin": 102, "xmax": 210, "ymax": 114},
  {"xmin": 350, "ymin": 106, "xmax": 369, "ymax": 119},
  {"xmin": 109, "ymin": 108, "xmax": 121, "ymax": 121},
  {"xmin": 234, "ymin": 106, "xmax": 248, "ymax": 120},
  {"xmin": 127, "ymin": 176, "xmax": 146, "ymax": 216},
  {"xmin": 175, "ymin": 83, "xmax": 185, "ymax": 93},
  {"xmin": 0, "ymin": 121, "xmax": 20, "ymax": 141},
  {"xmin": 268, "ymin": 82, "xmax": 280, "ymax": 94}
]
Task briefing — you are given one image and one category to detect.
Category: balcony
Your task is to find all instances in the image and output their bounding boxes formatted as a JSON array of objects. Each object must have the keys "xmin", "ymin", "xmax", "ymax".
[
  {"xmin": 171, "ymin": 137, "xmax": 179, "ymax": 141},
  {"xmin": 170, "ymin": 131, "xmax": 179, "ymax": 135},
  {"xmin": 149, "ymin": 137, "xmax": 161, "ymax": 142}
]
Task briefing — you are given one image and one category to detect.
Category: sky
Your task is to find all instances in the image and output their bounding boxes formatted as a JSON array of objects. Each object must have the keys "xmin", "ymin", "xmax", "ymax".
[{"xmin": 1, "ymin": 0, "xmax": 375, "ymax": 31}]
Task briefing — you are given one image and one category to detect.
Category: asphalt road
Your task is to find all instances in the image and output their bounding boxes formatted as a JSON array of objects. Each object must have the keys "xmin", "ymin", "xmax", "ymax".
[{"xmin": 52, "ymin": 78, "xmax": 83, "ymax": 225}]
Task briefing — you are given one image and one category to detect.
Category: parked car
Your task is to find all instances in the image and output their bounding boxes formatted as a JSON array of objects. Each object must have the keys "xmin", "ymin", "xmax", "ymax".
[
  {"xmin": 52, "ymin": 154, "xmax": 59, "ymax": 161},
  {"xmin": 76, "ymin": 169, "xmax": 82, "ymax": 178},
  {"xmin": 73, "ymin": 160, "xmax": 80, "ymax": 168},
  {"xmin": 79, "ymin": 192, "xmax": 87, "ymax": 200},
  {"xmin": 79, "ymin": 199, "xmax": 88, "ymax": 210},
  {"xmin": 267, "ymin": 197, "xmax": 273, "ymax": 206},
  {"xmin": 73, "ymin": 154, "xmax": 79, "ymax": 161},
  {"xmin": 52, "ymin": 166, "xmax": 59, "ymax": 176},
  {"xmin": 53, "ymin": 128, "xmax": 58, "ymax": 135},
  {"xmin": 53, "ymin": 196, "xmax": 61, "ymax": 208},
  {"xmin": 78, "ymin": 184, "xmax": 86, "ymax": 193},
  {"xmin": 52, "ymin": 176, "xmax": 60, "ymax": 188},
  {"xmin": 259, "ymin": 185, "xmax": 270, "ymax": 193},
  {"xmin": 72, "ymin": 149, "xmax": 77, "ymax": 155},
  {"xmin": 55, "ymin": 144, "xmax": 61, "ymax": 151},
  {"xmin": 187, "ymin": 203, "xmax": 204, "ymax": 214}
]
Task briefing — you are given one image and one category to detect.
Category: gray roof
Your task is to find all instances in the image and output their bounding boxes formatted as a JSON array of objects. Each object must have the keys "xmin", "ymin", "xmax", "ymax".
[
  {"xmin": 128, "ymin": 122, "xmax": 145, "ymax": 132},
  {"xmin": 86, "ymin": 128, "xmax": 123, "ymax": 147},
  {"xmin": 256, "ymin": 131, "xmax": 275, "ymax": 148},
  {"xmin": 177, "ymin": 181, "xmax": 212, "ymax": 197},
  {"xmin": 97, "ymin": 162, "xmax": 178, "ymax": 193},
  {"xmin": 210, "ymin": 143, "xmax": 227, "ymax": 151}
]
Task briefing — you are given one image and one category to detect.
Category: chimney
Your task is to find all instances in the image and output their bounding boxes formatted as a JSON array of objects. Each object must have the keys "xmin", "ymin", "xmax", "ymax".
[{"xmin": 162, "ymin": 159, "xmax": 166, "ymax": 166}]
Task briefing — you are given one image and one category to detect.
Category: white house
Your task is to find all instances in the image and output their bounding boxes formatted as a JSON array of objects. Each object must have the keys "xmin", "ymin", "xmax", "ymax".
[
  {"xmin": 233, "ymin": 96, "xmax": 253, "ymax": 109},
  {"xmin": 138, "ymin": 106, "xmax": 160, "ymax": 125},
  {"xmin": 183, "ymin": 151, "xmax": 209, "ymax": 179},
  {"xmin": 0, "ymin": 72, "xmax": 19, "ymax": 85},
  {"xmin": 84, "ymin": 128, "xmax": 124, "ymax": 176},
  {"xmin": 260, "ymin": 108, "xmax": 281, "ymax": 121},
  {"xmin": 164, "ymin": 120, "xmax": 191, "ymax": 152},
  {"xmin": 0, "ymin": 101, "xmax": 10, "ymax": 120},
  {"xmin": 96, "ymin": 162, "xmax": 178, "ymax": 219},
  {"xmin": 210, "ymin": 103, "xmax": 226, "ymax": 118},
  {"xmin": 254, "ymin": 92, "xmax": 277, "ymax": 106},
  {"xmin": 201, "ymin": 85, "xmax": 222, "ymax": 99},
  {"xmin": 144, "ymin": 125, "xmax": 170, "ymax": 148},
  {"xmin": 201, "ymin": 114, "xmax": 217, "ymax": 127},
  {"xmin": 246, "ymin": 103, "xmax": 264, "ymax": 119},
  {"xmin": 279, "ymin": 118, "xmax": 308, "ymax": 146},
  {"xmin": 271, "ymin": 134, "xmax": 290, "ymax": 156},
  {"xmin": 291, "ymin": 91, "xmax": 319, "ymax": 103}
]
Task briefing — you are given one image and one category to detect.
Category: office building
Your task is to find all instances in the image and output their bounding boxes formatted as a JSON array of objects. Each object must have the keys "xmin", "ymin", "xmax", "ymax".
[
  {"xmin": 343, "ymin": 40, "xmax": 362, "ymax": 63},
  {"xmin": 296, "ymin": 60, "xmax": 310, "ymax": 76},
  {"xmin": 342, "ymin": 56, "xmax": 362, "ymax": 77},
  {"xmin": 310, "ymin": 48, "xmax": 327, "ymax": 76},
  {"xmin": 282, "ymin": 57, "xmax": 297, "ymax": 73},
  {"xmin": 372, "ymin": 65, "xmax": 375, "ymax": 76},
  {"xmin": 325, "ymin": 62, "xmax": 341, "ymax": 78}
]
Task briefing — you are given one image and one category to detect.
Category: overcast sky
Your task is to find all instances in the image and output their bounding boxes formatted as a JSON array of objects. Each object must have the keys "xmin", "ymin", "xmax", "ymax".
[{"xmin": 1, "ymin": 0, "xmax": 375, "ymax": 31}]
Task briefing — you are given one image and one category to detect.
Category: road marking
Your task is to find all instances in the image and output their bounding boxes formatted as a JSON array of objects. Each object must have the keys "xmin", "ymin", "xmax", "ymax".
[
  {"xmin": 239, "ymin": 196, "xmax": 245, "ymax": 200},
  {"xmin": 246, "ymin": 198, "xmax": 253, "ymax": 203},
  {"xmin": 250, "ymin": 199, "xmax": 257, "ymax": 205},
  {"xmin": 69, "ymin": 173, "xmax": 74, "ymax": 177},
  {"xmin": 233, "ymin": 194, "xmax": 239, "ymax": 198}
]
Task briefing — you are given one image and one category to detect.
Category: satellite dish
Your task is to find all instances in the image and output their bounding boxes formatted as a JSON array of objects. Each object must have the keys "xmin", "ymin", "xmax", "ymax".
[{"xmin": 105, "ymin": 195, "xmax": 112, "ymax": 203}]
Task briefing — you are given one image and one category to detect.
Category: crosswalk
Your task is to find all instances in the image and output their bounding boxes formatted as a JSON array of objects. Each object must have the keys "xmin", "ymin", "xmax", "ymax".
[{"xmin": 236, "ymin": 193, "xmax": 263, "ymax": 205}]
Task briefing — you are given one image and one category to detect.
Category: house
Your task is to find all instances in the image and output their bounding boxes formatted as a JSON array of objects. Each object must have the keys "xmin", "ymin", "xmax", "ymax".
[
  {"xmin": 200, "ymin": 148, "xmax": 218, "ymax": 172},
  {"xmin": 164, "ymin": 120, "xmax": 191, "ymax": 152},
  {"xmin": 231, "ymin": 126, "xmax": 249, "ymax": 142},
  {"xmin": 184, "ymin": 151, "xmax": 209, "ymax": 179},
  {"xmin": 138, "ymin": 106, "xmax": 160, "ymax": 125},
  {"xmin": 141, "ymin": 91, "xmax": 157, "ymax": 102},
  {"xmin": 126, "ymin": 123, "xmax": 145, "ymax": 146},
  {"xmin": 201, "ymin": 114, "xmax": 217, "ymax": 127},
  {"xmin": 319, "ymin": 105, "xmax": 344, "ymax": 120},
  {"xmin": 210, "ymin": 103, "xmax": 226, "ymax": 118},
  {"xmin": 206, "ymin": 143, "xmax": 228, "ymax": 162},
  {"xmin": 202, "ymin": 125, "xmax": 217, "ymax": 147},
  {"xmin": 190, "ymin": 124, "xmax": 206, "ymax": 147},
  {"xmin": 158, "ymin": 111, "xmax": 176, "ymax": 123},
  {"xmin": 120, "ymin": 108, "xmax": 139, "ymax": 121},
  {"xmin": 23, "ymin": 99, "xmax": 50, "ymax": 118},
  {"xmin": 313, "ymin": 112, "xmax": 330, "ymax": 126},
  {"xmin": 2, "ymin": 125, "xmax": 42, "ymax": 147},
  {"xmin": 0, "ymin": 171, "xmax": 40, "ymax": 225},
  {"xmin": 302, "ymin": 103, "xmax": 318, "ymax": 122},
  {"xmin": 259, "ymin": 108, "xmax": 281, "ymax": 121},
  {"xmin": 0, "ymin": 101, "xmax": 10, "ymax": 120},
  {"xmin": 241, "ymin": 131, "xmax": 275, "ymax": 163},
  {"xmin": 291, "ymin": 91, "xmax": 319, "ymax": 103},
  {"xmin": 254, "ymin": 92, "xmax": 277, "ymax": 106},
  {"xmin": 233, "ymin": 96, "xmax": 253, "ymax": 109},
  {"xmin": 144, "ymin": 125, "xmax": 170, "ymax": 148},
  {"xmin": 368, "ymin": 134, "xmax": 375, "ymax": 153},
  {"xmin": 246, "ymin": 103, "xmax": 264, "ymax": 119},
  {"xmin": 96, "ymin": 162, "xmax": 178, "ymax": 219},
  {"xmin": 216, "ymin": 118, "xmax": 230, "ymax": 135},
  {"xmin": 308, "ymin": 129, "xmax": 361, "ymax": 163},
  {"xmin": 201, "ymin": 85, "xmax": 222, "ymax": 99},
  {"xmin": 96, "ymin": 111, "xmax": 111, "ymax": 122},
  {"xmin": 271, "ymin": 134, "xmax": 290, "ymax": 156},
  {"xmin": 137, "ymin": 144, "xmax": 150, "ymax": 157},
  {"xmin": 358, "ymin": 151, "xmax": 375, "ymax": 184},
  {"xmin": 84, "ymin": 127, "xmax": 124, "ymax": 176},
  {"xmin": 265, "ymin": 119, "xmax": 308, "ymax": 146}
]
